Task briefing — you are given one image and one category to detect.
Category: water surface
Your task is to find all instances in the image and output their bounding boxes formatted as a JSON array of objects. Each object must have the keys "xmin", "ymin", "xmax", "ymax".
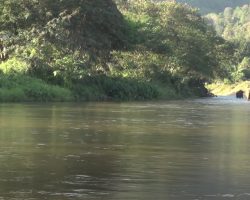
[{"xmin": 1, "ymin": 96, "xmax": 250, "ymax": 199}]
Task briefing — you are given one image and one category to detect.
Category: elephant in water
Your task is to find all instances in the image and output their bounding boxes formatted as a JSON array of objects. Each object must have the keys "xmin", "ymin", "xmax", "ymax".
[{"xmin": 236, "ymin": 90, "xmax": 244, "ymax": 99}]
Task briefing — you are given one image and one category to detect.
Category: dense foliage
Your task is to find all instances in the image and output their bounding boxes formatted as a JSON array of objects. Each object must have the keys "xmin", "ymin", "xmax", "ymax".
[
  {"xmin": 206, "ymin": 5, "xmax": 250, "ymax": 41},
  {"xmin": 206, "ymin": 5, "xmax": 250, "ymax": 81},
  {"xmin": 0, "ymin": 0, "xmax": 127, "ymax": 78},
  {"xmin": 112, "ymin": 1, "xmax": 232, "ymax": 81},
  {"xmin": 0, "ymin": 0, "xmax": 235, "ymax": 101}
]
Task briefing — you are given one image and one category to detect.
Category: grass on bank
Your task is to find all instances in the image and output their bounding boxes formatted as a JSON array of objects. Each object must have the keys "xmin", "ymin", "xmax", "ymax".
[
  {"xmin": 0, "ymin": 58, "xmax": 203, "ymax": 102},
  {"xmin": 0, "ymin": 73, "xmax": 186, "ymax": 102},
  {"xmin": 0, "ymin": 74, "xmax": 73, "ymax": 102},
  {"xmin": 0, "ymin": 58, "xmax": 181, "ymax": 102}
]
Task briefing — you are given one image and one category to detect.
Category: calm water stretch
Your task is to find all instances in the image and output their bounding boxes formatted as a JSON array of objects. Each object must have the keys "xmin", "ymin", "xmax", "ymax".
[{"xmin": 1, "ymin": 97, "xmax": 250, "ymax": 200}]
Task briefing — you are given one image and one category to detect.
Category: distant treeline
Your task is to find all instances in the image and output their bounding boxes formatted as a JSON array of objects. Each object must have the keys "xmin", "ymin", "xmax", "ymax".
[
  {"xmin": 154, "ymin": 0, "xmax": 250, "ymax": 14},
  {"xmin": 206, "ymin": 5, "xmax": 250, "ymax": 81}
]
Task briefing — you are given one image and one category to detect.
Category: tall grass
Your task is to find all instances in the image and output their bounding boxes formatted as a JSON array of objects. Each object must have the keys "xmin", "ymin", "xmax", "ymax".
[{"xmin": 0, "ymin": 74, "xmax": 73, "ymax": 102}]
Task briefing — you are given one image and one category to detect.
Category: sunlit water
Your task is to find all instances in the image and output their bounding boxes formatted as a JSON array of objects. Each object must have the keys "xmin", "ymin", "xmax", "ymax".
[{"xmin": 1, "ymin": 96, "xmax": 250, "ymax": 200}]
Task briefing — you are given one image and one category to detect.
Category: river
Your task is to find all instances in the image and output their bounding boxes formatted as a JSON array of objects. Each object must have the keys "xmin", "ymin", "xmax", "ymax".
[{"xmin": 0, "ymin": 96, "xmax": 250, "ymax": 200}]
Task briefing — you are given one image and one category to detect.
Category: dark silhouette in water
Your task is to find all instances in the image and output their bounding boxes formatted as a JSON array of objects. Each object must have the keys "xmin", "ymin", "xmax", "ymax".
[{"xmin": 236, "ymin": 90, "xmax": 244, "ymax": 99}]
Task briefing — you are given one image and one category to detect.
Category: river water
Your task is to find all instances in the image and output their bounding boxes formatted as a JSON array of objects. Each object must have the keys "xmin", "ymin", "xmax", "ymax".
[{"xmin": 0, "ymin": 96, "xmax": 250, "ymax": 200}]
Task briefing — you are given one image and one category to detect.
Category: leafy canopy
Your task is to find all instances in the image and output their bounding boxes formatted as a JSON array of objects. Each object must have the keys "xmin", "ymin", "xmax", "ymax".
[{"xmin": 117, "ymin": 0, "xmax": 231, "ymax": 80}]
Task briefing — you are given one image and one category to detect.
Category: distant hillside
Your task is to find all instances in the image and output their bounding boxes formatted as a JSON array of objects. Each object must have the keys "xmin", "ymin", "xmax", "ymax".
[
  {"xmin": 155, "ymin": 0, "xmax": 250, "ymax": 14},
  {"xmin": 205, "ymin": 4, "xmax": 250, "ymax": 41}
]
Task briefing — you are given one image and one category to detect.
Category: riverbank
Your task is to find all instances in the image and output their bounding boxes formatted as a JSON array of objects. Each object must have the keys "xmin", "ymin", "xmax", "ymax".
[
  {"xmin": 207, "ymin": 81, "xmax": 250, "ymax": 96},
  {"xmin": 0, "ymin": 74, "xmax": 208, "ymax": 102}
]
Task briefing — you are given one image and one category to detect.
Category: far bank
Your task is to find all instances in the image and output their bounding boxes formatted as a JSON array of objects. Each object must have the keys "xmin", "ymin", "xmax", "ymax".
[
  {"xmin": 0, "ymin": 74, "xmax": 210, "ymax": 102},
  {"xmin": 208, "ymin": 81, "xmax": 250, "ymax": 99}
]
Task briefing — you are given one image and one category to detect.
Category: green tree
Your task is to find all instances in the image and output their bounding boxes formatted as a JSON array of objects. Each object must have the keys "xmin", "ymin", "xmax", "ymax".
[
  {"xmin": 0, "ymin": 0, "xmax": 128, "ymax": 81},
  {"xmin": 121, "ymin": 0, "xmax": 231, "ymax": 80}
]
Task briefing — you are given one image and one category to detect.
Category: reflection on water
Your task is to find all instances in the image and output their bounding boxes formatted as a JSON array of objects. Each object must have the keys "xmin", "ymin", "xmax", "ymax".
[{"xmin": 0, "ymin": 96, "xmax": 250, "ymax": 199}]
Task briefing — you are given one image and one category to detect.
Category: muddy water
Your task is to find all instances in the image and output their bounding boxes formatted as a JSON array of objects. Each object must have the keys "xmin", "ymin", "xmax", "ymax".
[{"xmin": 0, "ymin": 97, "xmax": 250, "ymax": 199}]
